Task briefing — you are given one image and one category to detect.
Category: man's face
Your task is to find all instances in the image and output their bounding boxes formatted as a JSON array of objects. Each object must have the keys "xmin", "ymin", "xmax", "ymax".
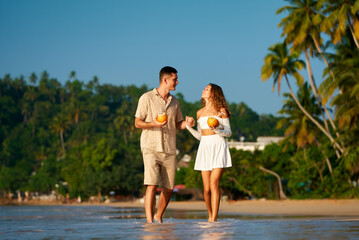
[{"xmin": 165, "ymin": 73, "xmax": 178, "ymax": 91}]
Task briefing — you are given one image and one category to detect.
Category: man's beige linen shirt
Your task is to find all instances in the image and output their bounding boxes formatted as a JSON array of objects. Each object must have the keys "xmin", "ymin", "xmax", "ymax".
[{"xmin": 135, "ymin": 88, "xmax": 183, "ymax": 154}]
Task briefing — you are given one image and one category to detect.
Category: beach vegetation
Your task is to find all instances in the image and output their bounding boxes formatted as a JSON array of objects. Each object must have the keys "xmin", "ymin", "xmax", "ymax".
[{"xmin": 1, "ymin": 0, "xmax": 359, "ymax": 202}]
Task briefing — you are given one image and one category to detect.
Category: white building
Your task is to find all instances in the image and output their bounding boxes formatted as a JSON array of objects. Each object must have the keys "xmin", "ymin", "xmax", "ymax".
[{"xmin": 228, "ymin": 136, "xmax": 284, "ymax": 152}]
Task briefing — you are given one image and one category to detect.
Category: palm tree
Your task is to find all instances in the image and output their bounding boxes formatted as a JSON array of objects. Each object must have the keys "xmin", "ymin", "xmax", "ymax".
[
  {"xmin": 29, "ymin": 72, "xmax": 37, "ymax": 86},
  {"xmin": 50, "ymin": 113, "xmax": 70, "ymax": 157},
  {"xmin": 277, "ymin": 82, "xmax": 333, "ymax": 173},
  {"xmin": 65, "ymin": 79, "xmax": 87, "ymax": 126},
  {"xmin": 328, "ymin": 51, "xmax": 359, "ymax": 153},
  {"xmin": 277, "ymin": 0, "xmax": 338, "ymax": 136},
  {"xmin": 261, "ymin": 42, "xmax": 344, "ymax": 155},
  {"xmin": 320, "ymin": 33, "xmax": 359, "ymax": 153},
  {"xmin": 277, "ymin": 82, "xmax": 322, "ymax": 148},
  {"xmin": 321, "ymin": 0, "xmax": 359, "ymax": 48},
  {"xmin": 114, "ymin": 106, "xmax": 134, "ymax": 145},
  {"xmin": 21, "ymin": 83, "xmax": 38, "ymax": 135}
]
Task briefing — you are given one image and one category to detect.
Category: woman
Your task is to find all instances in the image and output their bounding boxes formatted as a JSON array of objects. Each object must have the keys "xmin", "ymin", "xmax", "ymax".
[{"xmin": 186, "ymin": 83, "xmax": 232, "ymax": 222}]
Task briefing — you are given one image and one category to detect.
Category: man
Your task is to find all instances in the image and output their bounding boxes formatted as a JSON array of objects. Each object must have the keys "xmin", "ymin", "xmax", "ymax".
[{"xmin": 135, "ymin": 66, "xmax": 194, "ymax": 223}]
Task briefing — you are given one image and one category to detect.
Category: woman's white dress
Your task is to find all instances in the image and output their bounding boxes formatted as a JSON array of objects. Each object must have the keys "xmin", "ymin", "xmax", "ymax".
[{"xmin": 193, "ymin": 116, "xmax": 232, "ymax": 171}]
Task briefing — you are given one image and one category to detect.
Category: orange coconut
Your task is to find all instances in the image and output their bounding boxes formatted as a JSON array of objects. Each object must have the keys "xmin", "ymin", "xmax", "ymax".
[
  {"xmin": 157, "ymin": 113, "xmax": 168, "ymax": 123},
  {"xmin": 207, "ymin": 117, "xmax": 219, "ymax": 128}
]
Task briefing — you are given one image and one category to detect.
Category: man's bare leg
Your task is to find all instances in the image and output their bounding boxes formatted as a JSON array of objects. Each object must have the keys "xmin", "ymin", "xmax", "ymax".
[
  {"xmin": 145, "ymin": 185, "xmax": 157, "ymax": 223},
  {"xmin": 154, "ymin": 188, "xmax": 173, "ymax": 223}
]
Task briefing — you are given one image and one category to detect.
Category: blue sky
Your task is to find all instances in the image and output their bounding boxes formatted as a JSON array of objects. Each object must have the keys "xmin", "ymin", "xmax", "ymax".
[{"xmin": 0, "ymin": 0, "xmax": 325, "ymax": 115}]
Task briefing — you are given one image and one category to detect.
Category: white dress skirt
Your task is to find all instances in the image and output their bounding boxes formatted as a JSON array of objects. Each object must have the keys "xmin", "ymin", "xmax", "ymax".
[{"xmin": 194, "ymin": 134, "xmax": 232, "ymax": 171}]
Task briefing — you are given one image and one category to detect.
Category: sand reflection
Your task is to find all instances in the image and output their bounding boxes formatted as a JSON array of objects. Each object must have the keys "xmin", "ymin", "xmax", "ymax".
[
  {"xmin": 196, "ymin": 221, "xmax": 234, "ymax": 239},
  {"xmin": 141, "ymin": 222, "xmax": 176, "ymax": 239}
]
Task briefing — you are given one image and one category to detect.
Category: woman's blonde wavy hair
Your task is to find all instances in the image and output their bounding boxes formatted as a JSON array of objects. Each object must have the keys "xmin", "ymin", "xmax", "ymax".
[{"xmin": 201, "ymin": 83, "xmax": 231, "ymax": 118}]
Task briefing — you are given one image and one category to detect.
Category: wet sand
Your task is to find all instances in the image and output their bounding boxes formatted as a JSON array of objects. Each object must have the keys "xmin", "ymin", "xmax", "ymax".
[
  {"xmin": 108, "ymin": 199, "xmax": 359, "ymax": 216},
  {"xmin": 4, "ymin": 199, "xmax": 359, "ymax": 216}
]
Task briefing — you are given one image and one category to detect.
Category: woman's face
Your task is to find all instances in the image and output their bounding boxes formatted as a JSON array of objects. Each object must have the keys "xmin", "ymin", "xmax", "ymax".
[{"xmin": 201, "ymin": 85, "xmax": 212, "ymax": 100}]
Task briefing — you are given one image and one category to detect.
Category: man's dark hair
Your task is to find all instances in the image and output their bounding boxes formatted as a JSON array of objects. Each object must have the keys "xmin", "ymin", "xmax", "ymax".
[{"xmin": 159, "ymin": 66, "xmax": 177, "ymax": 82}]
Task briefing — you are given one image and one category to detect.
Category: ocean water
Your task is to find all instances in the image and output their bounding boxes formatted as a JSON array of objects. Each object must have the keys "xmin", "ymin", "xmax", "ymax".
[{"xmin": 1, "ymin": 205, "xmax": 359, "ymax": 239}]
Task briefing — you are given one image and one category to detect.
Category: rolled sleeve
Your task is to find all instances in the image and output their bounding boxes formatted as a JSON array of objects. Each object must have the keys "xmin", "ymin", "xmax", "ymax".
[{"xmin": 135, "ymin": 89, "xmax": 182, "ymax": 154}]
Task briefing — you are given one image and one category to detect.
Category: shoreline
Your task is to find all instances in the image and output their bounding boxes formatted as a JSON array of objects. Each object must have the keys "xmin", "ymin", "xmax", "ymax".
[{"xmin": 3, "ymin": 199, "xmax": 359, "ymax": 216}]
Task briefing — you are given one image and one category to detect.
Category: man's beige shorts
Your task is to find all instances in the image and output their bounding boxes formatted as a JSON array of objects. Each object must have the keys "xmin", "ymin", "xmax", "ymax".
[{"xmin": 142, "ymin": 148, "xmax": 176, "ymax": 189}]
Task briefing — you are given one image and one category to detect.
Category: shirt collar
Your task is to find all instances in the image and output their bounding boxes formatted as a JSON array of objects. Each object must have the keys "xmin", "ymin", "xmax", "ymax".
[{"xmin": 153, "ymin": 88, "xmax": 172, "ymax": 101}]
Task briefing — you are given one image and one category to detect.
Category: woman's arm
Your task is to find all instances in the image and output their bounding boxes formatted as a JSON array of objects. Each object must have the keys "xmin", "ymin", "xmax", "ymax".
[
  {"xmin": 186, "ymin": 123, "xmax": 202, "ymax": 141},
  {"xmin": 186, "ymin": 110, "xmax": 202, "ymax": 140},
  {"xmin": 213, "ymin": 108, "xmax": 232, "ymax": 137},
  {"xmin": 213, "ymin": 117, "xmax": 232, "ymax": 137}
]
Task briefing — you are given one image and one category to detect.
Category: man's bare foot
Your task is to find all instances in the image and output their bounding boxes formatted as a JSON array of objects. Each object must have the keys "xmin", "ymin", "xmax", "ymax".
[{"xmin": 154, "ymin": 214, "xmax": 162, "ymax": 223}]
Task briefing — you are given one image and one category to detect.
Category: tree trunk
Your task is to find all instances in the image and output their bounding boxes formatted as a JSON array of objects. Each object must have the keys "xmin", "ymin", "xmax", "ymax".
[
  {"xmin": 32, "ymin": 124, "xmax": 35, "ymax": 137},
  {"xmin": 258, "ymin": 166, "xmax": 288, "ymax": 200},
  {"xmin": 325, "ymin": 157, "xmax": 333, "ymax": 175},
  {"xmin": 228, "ymin": 176, "xmax": 255, "ymax": 199},
  {"xmin": 304, "ymin": 49, "xmax": 330, "ymax": 133},
  {"xmin": 312, "ymin": 37, "xmax": 335, "ymax": 82},
  {"xmin": 317, "ymin": 140, "xmax": 334, "ymax": 176},
  {"xmin": 313, "ymin": 162, "xmax": 324, "ymax": 184},
  {"xmin": 123, "ymin": 131, "xmax": 128, "ymax": 145},
  {"xmin": 98, "ymin": 187, "xmax": 102, "ymax": 203},
  {"xmin": 306, "ymin": 43, "xmax": 344, "ymax": 154},
  {"xmin": 60, "ymin": 129, "xmax": 65, "ymax": 156},
  {"xmin": 312, "ymin": 37, "xmax": 339, "ymax": 134},
  {"xmin": 303, "ymin": 54, "xmax": 342, "ymax": 158},
  {"xmin": 284, "ymin": 75, "xmax": 344, "ymax": 155},
  {"xmin": 348, "ymin": 15, "xmax": 359, "ymax": 49},
  {"xmin": 32, "ymin": 105, "xmax": 38, "ymax": 137}
]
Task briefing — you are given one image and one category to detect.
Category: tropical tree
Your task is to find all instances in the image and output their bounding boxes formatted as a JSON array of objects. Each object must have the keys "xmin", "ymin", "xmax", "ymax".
[
  {"xmin": 114, "ymin": 104, "xmax": 135, "ymax": 145},
  {"xmin": 277, "ymin": 82, "xmax": 322, "ymax": 149},
  {"xmin": 277, "ymin": 0, "xmax": 338, "ymax": 137},
  {"xmin": 319, "ymin": 31, "xmax": 359, "ymax": 145},
  {"xmin": 50, "ymin": 113, "xmax": 70, "ymax": 156},
  {"xmin": 65, "ymin": 79, "xmax": 88, "ymax": 127},
  {"xmin": 82, "ymin": 138, "xmax": 119, "ymax": 201},
  {"xmin": 224, "ymin": 149, "xmax": 263, "ymax": 199},
  {"xmin": 277, "ymin": 82, "xmax": 334, "ymax": 173},
  {"xmin": 261, "ymin": 42, "xmax": 344, "ymax": 155},
  {"xmin": 321, "ymin": 0, "xmax": 359, "ymax": 48},
  {"xmin": 21, "ymin": 80, "xmax": 38, "ymax": 136}
]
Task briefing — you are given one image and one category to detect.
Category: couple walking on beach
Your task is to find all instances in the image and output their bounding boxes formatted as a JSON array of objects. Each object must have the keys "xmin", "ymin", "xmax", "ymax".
[{"xmin": 135, "ymin": 66, "xmax": 232, "ymax": 223}]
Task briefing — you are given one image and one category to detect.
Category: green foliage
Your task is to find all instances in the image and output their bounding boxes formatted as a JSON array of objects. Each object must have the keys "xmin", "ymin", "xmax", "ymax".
[
  {"xmin": 3, "ymin": 0, "xmax": 359, "ymax": 201},
  {"xmin": 229, "ymin": 102, "xmax": 284, "ymax": 141},
  {"xmin": 0, "ymin": 166, "xmax": 28, "ymax": 192},
  {"xmin": 0, "ymin": 72, "xmax": 285, "ymax": 200},
  {"xmin": 183, "ymin": 158, "xmax": 203, "ymax": 189}
]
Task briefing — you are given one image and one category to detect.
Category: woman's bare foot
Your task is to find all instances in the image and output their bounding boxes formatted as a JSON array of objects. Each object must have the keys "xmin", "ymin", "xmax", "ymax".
[
  {"xmin": 208, "ymin": 218, "xmax": 218, "ymax": 222},
  {"xmin": 154, "ymin": 214, "xmax": 162, "ymax": 223}
]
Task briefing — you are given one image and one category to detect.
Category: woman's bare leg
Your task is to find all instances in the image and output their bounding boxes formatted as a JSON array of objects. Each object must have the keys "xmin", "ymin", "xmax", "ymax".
[
  {"xmin": 209, "ymin": 168, "xmax": 224, "ymax": 222},
  {"xmin": 201, "ymin": 171, "xmax": 212, "ymax": 221}
]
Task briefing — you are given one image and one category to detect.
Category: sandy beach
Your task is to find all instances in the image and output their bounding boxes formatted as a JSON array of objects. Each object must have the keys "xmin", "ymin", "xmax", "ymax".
[
  {"xmin": 105, "ymin": 199, "xmax": 359, "ymax": 216},
  {"xmin": 4, "ymin": 199, "xmax": 359, "ymax": 216}
]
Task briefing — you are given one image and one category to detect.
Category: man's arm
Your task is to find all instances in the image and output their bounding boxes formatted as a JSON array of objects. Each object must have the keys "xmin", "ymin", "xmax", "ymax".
[
  {"xmin": 176, "ymin": 120, "xmax": 186, "ymax": 130},
  {"xmin": 135, "ymin": 117, "xmax": 166, "ymax": 129},
  {"xmin": 176, "ymin": 116, "xmax": 195, "ymax": 130}
]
